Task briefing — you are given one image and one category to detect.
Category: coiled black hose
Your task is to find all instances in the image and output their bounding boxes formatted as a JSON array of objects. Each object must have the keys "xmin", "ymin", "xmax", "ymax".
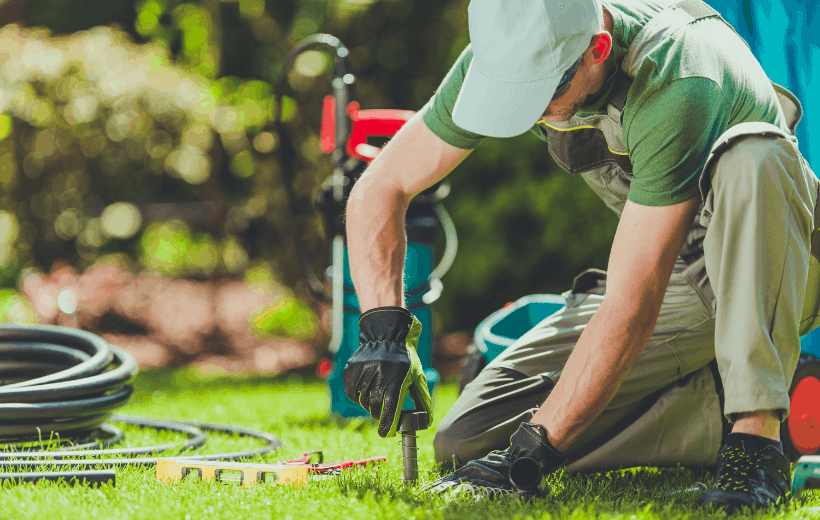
[
  {"xmin": 0, "ymin": 324, "xmax": 138, "ymax": 442},
  {"xmin": 0, "ymin": 324, "xmax": 282, "ymax": 471}
]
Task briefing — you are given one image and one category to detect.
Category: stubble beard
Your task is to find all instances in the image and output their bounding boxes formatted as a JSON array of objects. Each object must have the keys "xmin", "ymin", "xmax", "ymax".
[{"xmin": 542, "ymin": 97, "xmax": 585, "ymax": 122}]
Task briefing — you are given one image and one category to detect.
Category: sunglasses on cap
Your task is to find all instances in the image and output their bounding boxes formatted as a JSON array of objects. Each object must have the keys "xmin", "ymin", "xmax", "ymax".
[{"xmin": 551, "ymin": 57, "xmax": 582, "ymax": 100}]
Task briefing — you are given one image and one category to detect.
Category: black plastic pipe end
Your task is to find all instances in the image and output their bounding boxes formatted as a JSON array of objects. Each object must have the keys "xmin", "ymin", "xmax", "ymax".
[{"xmin": 509, "ymin": 457, "xmax": 543, "ymax": 493}]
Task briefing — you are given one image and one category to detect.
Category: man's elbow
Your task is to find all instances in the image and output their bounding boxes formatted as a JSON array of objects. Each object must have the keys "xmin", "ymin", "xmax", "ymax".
[{"xmin": 346, "ymin": 172, "xmax": 409, "ymax": 225}]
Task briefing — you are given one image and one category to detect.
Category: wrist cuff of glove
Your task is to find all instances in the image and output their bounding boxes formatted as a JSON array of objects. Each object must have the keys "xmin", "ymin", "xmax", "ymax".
[
  {"xmin": 514, "ymin": 423, "xmax": 567, "ymax": 475},
  {"xmin": 359, "ymin": 307, "xmax": 414, "ymax": 343}
]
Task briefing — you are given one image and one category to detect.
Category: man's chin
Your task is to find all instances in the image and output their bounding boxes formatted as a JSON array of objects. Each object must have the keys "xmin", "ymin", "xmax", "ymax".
[
  {"xmin": 541, "ymin": 112, "xmax": 575, "ymax": 123},
  {"xmin": 541, "ymin": 106, "xmax": 581, "ymax": 123}
]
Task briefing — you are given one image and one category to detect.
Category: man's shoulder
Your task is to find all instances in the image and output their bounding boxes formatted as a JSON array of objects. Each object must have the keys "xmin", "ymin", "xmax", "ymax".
[
  {"xmin": 420, "ymin": 44, "xmax": 486, "ymax": 150},
  {"xmin": 608, "ymin": 0, "xmax": 766, "ymax": 89},
  {"xmin": 649, "ymin": 18, "xmax": 758, "ymax": 88},
  {"xmin": 618, "ymin": 3, "xmax": 779, "ymax": 127}
]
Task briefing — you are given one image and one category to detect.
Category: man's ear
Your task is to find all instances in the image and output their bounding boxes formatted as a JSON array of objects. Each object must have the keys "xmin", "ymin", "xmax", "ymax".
[{"xmin": 589, "ymin": 31, "xmax": 613, "ymax": 64}]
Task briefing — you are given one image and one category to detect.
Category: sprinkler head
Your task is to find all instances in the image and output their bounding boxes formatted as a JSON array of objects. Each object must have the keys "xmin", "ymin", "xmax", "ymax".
[
  {"xmin": 398, "ymin": 410, "xmax": 428, "ymax": 484},
  {"xmin": 398, "ymin": 410, "xmax": 429, "ymax": 433}
]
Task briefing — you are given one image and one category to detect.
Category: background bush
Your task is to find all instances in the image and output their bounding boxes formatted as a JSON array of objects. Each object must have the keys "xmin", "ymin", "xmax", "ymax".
[{"xmin": 0, "ymin": 0, "xmax": 619, "ymax": 343}]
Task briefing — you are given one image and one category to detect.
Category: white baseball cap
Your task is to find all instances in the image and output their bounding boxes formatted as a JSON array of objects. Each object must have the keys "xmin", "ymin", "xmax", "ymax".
[{"xmin": 452, "ymin": 0, "xmax": 604, "ymax": 138}]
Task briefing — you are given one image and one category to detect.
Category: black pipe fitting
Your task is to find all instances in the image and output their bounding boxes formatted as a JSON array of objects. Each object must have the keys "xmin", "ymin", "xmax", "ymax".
[{"xmin": 509, "ymin": 456, "xmax": 545, "ymax": 499}]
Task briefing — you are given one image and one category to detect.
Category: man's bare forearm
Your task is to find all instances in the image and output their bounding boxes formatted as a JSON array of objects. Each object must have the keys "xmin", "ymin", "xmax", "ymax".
[
  {"xmin": 529, "ymin": 198, "xmax": 700, "ymax": 453},
  {"xmin": 530, "ymin": 299, "xmax": 657, "ymax": 452},
  {"xmin": 345, "ymin": 176, "xmax": 409, "ymax": 311},
  {"xmin": 342, "ymin": 115, "xmax": 473, "ymax": 313}
]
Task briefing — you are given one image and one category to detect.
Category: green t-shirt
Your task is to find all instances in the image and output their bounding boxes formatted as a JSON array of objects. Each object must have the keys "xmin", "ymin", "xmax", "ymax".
[{"xmin": 420, "ymin": 0, "xmax": 789, "ymax": 207}]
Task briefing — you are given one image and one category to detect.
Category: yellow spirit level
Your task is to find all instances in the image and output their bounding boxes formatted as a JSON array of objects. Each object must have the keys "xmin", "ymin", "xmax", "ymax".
[{"xmin": 156, "ymin": 458, "xmax": 309, "ymax": 488}]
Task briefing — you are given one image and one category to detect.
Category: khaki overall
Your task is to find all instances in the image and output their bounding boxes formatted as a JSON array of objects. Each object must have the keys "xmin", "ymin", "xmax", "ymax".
[{"xmin": 434, "ymin": 0, "xmax": 820, "ymax": 471}]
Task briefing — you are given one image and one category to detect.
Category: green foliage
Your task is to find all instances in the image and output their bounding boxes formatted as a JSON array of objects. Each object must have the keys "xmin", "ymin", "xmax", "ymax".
[
  {"xmin": 134, "ymin": 0, "xmax": 218, "ymax": 78},
  {"xmin": 245, "ymin": 261, "xmax": 320, "ymax": 340},
  {"xmin": 187, "ymin": 232, "xmax": 221, "ymax": 275},
  {"xmin": 252, "ymin": 296, "xmax": 319, "ymax": 340},
  {"xmin": 0, "ymin": 115, "xmax": 11, "ymax": 140},
  {"xmin": 4, "ymin": 0, "xmax": 624, "ymax": 336},
  {"xmin": 137, "ymin": 219, "xmax": 247, "ymax": 277},
  {"xmin": 0, "ymin": 289, "xmax": 37, "ymax": 324},
  {"xmin": 140, "ymin": 220, "xmax": 200, "ymax": 275},
  {"xmin": 0, "ymin": 23, "xmax": 291, "ymax": 286}
]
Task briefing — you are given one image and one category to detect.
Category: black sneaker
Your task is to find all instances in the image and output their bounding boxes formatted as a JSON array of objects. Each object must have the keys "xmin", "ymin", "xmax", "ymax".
[{"xmin": 697, "ymin": 433, "xmax": 791, "ymax": 513}]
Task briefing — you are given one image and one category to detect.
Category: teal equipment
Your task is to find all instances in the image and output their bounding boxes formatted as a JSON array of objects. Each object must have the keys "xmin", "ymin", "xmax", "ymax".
[
  {"xmin": 272, "ymin": 34, "xmax": 457, "ymax": 418},
  {"xmin": 800, "ymin": 328, "xmax": 820, "ymax": 358},
  {"xmin": 791, "ymin": 455, "xmax": 820, "ymax": 497},
  {"xmin": 474, "ymin": 294, "xmax": 565, "ymax": 363}
]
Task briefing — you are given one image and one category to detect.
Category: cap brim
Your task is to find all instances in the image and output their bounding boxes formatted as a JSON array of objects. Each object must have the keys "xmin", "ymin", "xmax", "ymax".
[{"xmin": 452, "ymin": 62, "xmax": 563, "ymax": 138}]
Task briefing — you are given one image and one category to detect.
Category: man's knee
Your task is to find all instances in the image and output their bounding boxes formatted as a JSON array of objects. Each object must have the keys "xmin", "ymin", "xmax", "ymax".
[
  {"xmin": 432, "ymin": 364, "xmax": 552, "ymax": 468},
  {"xmin": 432, "ymin": 421, "xmax": 461, "ymax": 470},
  {"xmin": 432, "ymin": 407, "xmax": 487, "ymax": 469}
]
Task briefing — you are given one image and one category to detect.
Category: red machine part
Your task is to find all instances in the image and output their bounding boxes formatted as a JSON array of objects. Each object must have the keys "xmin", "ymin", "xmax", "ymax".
[
  {"xmin": 315, "ymin": 358, "xmax": 333, "ymax": 379},
  {"xmin": 782, "ymin": 359, "xmax": 820, "ymax": 460},
  {"xmin": 788, "ymin": 375, "xmax": 820, "ymax": 455},
  {"xmin": 282, "ymin": 451, "xmax": 386, "ymax": 474},
  {"xmin": 321, "ymin": 96, "xmax": 415, "ymax": 162}
]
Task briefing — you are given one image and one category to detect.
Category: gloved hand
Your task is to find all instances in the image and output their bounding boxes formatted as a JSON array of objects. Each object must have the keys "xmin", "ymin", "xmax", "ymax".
[
  {"xmin": 343, "ymin": 306, "xmax": 433, "ymax": 438},
  {"xmin": 424, "ymin": 422, "xmax": 566, "ymax": 498}
]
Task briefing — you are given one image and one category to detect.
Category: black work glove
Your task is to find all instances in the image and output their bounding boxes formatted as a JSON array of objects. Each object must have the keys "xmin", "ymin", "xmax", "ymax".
[
  {"xmin": 343, "ymin": 307, "xmax": 433, "ymax": 438},
  {"xmin": 424, "ymin": 422, "xmax": 566, "ymax": 497}
]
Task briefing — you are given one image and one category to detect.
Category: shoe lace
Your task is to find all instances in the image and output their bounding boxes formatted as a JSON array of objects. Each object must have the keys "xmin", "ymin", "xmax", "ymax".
[{"xmin": 714, "ymin": 445, "xmax": 763, "ymax": 492}]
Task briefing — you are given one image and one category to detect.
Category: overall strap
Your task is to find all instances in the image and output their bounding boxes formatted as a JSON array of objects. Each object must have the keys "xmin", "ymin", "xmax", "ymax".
[{"xmin": 609, "ymin": 73, "xmax": 632, "ymax": 116}]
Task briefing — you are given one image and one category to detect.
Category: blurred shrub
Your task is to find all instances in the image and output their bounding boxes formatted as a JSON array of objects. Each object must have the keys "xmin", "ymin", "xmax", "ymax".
[
  {"xmin": 0, "ymin": 23, "xmax": 325, "ymax": 367},
  {"xmin": 135, "ymin": 0, "xmax": 219, "ymax": 79},
  {"xmin": 0, "ymin": 25, "xmax": 211, "ymax": 275},
  {"xmin": 0, "ymin": 289, "xmax": 37, "ymax": 324},
  {"xmin": 252, "ymin": 297, "xmax": 319, "ymax": 340},
  {"xmin": 2, "ymin": 0, "xmax": 621, "ymax": 338},
  {"xmin": 0, "ymin": 24, "xmax": 299, "ymax": 285}
]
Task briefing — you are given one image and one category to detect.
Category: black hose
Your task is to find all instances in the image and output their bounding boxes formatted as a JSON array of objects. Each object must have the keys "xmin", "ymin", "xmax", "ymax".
[
  {"xmin": 0, "ymin": 417, "xmax": 207, "ymax": 460},
  {"xmin": 0, "ymin": 418, "xmax": 282, "ymax": 469},
  {"xmin": 0, "ymin": 470, "xmax": 116, "ymax": 487},
  {"xmin": 0, "ymin": 325, "xmax": 137, "ymax": 441},
  {"xmin": 0, "ymin": 325, "xmax": 282, "ymax": 472}
]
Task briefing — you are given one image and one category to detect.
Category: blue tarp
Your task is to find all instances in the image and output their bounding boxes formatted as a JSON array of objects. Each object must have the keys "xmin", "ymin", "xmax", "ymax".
[
  {"xmin": 707, "ymin": 0, "xmax": 819, "ymax": 168},
  {"xmin": 706, "ymin": 1, "xmax": 820, "ymax": 356}
]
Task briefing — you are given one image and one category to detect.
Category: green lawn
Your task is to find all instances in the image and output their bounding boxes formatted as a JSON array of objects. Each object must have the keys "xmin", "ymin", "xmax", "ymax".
[{"xmin": 0, "ymin": 369, "xmax": 817, "ymax": 520}]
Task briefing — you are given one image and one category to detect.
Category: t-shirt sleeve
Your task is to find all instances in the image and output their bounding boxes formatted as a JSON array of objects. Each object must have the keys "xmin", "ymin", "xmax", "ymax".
[
  {"xmin": 419, "ymin": 44, "xmax": 486, "ymax": 150},
  {"xmin": 624, "ymin": 77, "xmax": 732, "ymax": 206}
]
